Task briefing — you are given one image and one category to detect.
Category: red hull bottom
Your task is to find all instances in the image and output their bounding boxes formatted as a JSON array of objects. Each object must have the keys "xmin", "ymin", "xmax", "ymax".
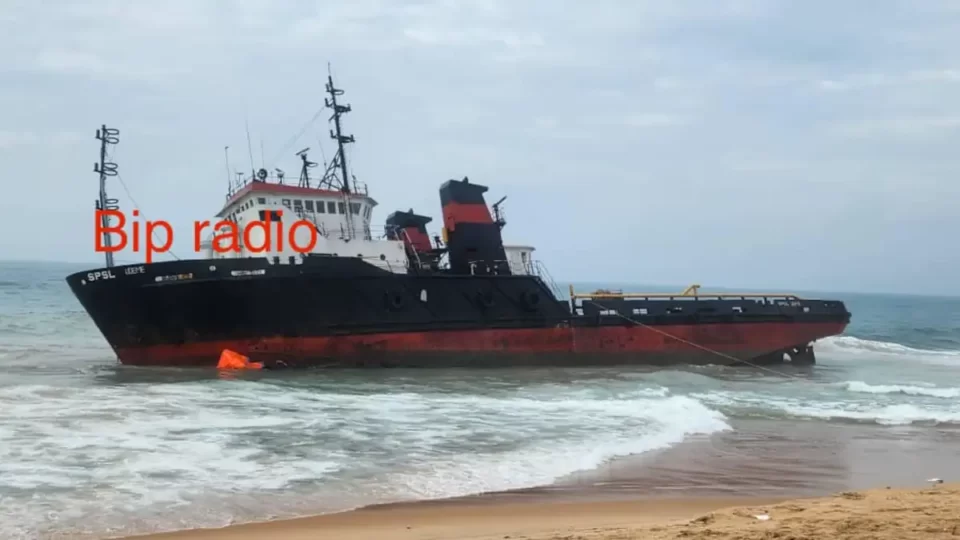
[{"xmin": 112, "ymin": 322, "xmax": 847, "ymax": 368}]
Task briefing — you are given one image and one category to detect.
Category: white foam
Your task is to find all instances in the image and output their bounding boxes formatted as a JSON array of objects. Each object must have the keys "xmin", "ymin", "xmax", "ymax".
[
  {"xmin": 376, "ymin": 394, "xmax": 729, "ymax": 500},
  {"xmin": 842, "ymin": 380, "xmax": 960, "ymax": 399},
  {"xmin": 819, "ymin": 336, "xmax": 960, "ymax": 365},
  {"xmin": 696, "ymin": 390, "xmax": 960, "ymax": 426},
  {"xmin": 782, "ymin": 401, "xmax": 960, "ymax": 426}
]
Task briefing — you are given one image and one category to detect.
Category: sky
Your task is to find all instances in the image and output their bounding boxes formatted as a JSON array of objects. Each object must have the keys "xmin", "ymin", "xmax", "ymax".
[{"xmin": 1, "ymin": 0, "xmax": 959, "ymax": 296}]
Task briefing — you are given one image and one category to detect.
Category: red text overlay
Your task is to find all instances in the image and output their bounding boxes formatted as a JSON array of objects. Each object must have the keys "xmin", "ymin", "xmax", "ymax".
[{"xmin": 94, "ymin": 209, "xmax": 318, "ymax": 263}]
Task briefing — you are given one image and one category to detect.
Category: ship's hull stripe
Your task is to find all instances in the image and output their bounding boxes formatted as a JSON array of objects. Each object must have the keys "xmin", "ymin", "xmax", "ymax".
[{"xmin": 113, "ymin": 321, "xmax": 846, "ymax": 367}]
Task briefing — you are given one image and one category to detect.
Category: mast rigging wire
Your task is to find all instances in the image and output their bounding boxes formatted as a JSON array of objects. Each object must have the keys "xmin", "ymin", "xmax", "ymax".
[{"xmin": 106, "ymin": 147, "xmax": 181, "ymax": 261}]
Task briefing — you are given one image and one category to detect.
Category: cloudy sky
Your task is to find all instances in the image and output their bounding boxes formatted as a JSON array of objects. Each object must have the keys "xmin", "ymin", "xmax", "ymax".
[{"xmin": 1, "ymin": 0, "xmax": 958, "ymax": 295}]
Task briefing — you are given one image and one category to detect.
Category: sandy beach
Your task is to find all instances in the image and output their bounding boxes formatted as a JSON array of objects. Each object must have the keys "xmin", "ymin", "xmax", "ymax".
[
  {"xmin": 129, "ymin": 483, "xmax": 959, "ymax": 540},
  {"xmin": 120, "ymin": 420, "xmax": 960, "ymax": 540}
]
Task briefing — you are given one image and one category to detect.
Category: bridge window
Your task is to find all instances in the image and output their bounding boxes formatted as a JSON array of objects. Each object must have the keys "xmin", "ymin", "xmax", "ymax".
[
  {"xmin": 305, "ymin": 200, "xmax": 314, "ymax": 211},
  {"xmin": 327, "ymin": 201, "xmax": 336, "ymax": 214},
  {"xmin": 257, "ymin": 198, "xmax": 266, "ymax": 204},
  {"xmin": 337, "ymin": 202, "xmax": 345, "ymax": 214},
  {"xmin": 293, "ymin": 199, "xmax": 303, "ymax": 212},
  {"xmin": 350, "ymin": 202, "xmax": 361, "ymax": 215},
  {"xmin": 282, "ymin": 199, "xmax": 290, "ymax": 207},
  {"xmin": 258, "ymin": 210, "xmax": 282, "ymax": 222}
]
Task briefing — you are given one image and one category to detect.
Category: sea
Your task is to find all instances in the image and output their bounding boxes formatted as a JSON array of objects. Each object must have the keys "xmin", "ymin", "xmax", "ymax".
[{"xmin": 2, "ymin": 260, "xmax": 959, "ymax": 539}]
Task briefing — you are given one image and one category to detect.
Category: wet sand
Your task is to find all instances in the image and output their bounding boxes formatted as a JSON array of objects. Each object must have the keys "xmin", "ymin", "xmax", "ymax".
[
  {"xmin": 551, "ymin": 418, "xmax": 960, "ymax": 499},
  {"xmin": 129, "ymin": 484, "xmax": 959, "ymax": 540},
  {"xmin": 122, "ymin": 419, "xmax": 960, "ymax": 540}
]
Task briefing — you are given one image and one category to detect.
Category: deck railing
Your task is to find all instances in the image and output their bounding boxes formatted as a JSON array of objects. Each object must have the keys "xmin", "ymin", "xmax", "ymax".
[
  {"xmin": 226, "ymin": 173, "xmax": 370, "ymax": 200},
  {"xmin": 569, "ymin": 284, "xmax": 803, "ymax": 302}
]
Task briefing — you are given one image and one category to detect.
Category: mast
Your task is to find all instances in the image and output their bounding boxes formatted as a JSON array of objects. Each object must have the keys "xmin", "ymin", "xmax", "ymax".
[
  {"xmin": 324, "ymin": 69, "xmax": 355, "ymax": 194},
  {"xmin": 323, "ymin": 67, "xmax": 358, "ymax": 239},
  {"xmin": 93, "ymin": 124, "xmax": 120, "ymax": 268}
]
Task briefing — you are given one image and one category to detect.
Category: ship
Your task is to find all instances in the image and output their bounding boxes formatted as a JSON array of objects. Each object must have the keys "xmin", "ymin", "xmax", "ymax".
[{"xmin": 66, "ymin": 71, "xmax": 851, "ymax": 369}]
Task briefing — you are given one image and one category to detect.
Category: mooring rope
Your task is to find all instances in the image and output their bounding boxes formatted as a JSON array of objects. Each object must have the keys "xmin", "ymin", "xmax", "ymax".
[{"xmin": 583, "ymin": 300, "xmax": 809, "ymax": 379}]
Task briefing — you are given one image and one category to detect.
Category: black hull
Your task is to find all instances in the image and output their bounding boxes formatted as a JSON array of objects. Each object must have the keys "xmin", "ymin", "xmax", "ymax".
[{"xmin": 66, "ymin": 257, "xmax": 851, "ymax": 368}]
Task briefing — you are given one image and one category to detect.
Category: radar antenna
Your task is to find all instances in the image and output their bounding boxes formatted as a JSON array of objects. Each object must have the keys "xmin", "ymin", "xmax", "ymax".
[
  {"xmin": 275, "ymin": 168, "xmax": 286, "ymax": 185},
  {"xmin": 492, "ymin": 195, "xmax": 507, "ymax": 229},
  {"xmin": 296, "ymin": 147, "xmax": 317, "ymax": 188},
  {"xmin": 93, "ymin": 124, "xmax": 120, "ymax": 268}
]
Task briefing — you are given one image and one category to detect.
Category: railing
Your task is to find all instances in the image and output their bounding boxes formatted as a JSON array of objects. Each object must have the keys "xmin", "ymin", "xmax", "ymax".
[
  {"xmin": 225, "ymin": 172, "xmax": 370, "ymax": 200},
  {"xmin": 464, "ymin": 258, "xmax": 564, "ymax": 299},
  {"xmin": 569, "ymin": 283, "xmax": 804, "ymax": 302},
  {"xmin": 531, "ymin": 260, "xmax": 564, "ymax": 300},
  {"xmin": 352, "ymin": 181, "xmax": 371, "ymax": 196},
  {"xmin": 467, "ymin": 260, "xmax": 509, "ymax": 276},
  {"xmin": 492, "ymin": 203, "xmax": 506, "ymax": 226}
]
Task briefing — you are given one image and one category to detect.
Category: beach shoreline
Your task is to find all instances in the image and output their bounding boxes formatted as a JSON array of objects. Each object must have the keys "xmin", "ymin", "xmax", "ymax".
[
  {"xmin": 109, "ymin": 418, "xmax": 960, "ymax": 540},
  {"xmin": 124, "ymin": 483, "xmax": 959, "ymax": 540},
  {"xmin": 125, "ymin": 494, "xmax": 788, "ymax": 540}
]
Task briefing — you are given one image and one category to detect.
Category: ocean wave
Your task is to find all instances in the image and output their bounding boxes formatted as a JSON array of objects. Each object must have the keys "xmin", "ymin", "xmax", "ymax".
[
  {"xmin": 694, "ymin": 390, "xmax": 960, "ymax": 426},
  {"xmin": 842, "ymin": 380, "xmax": 960, "ymax": 399},
  {"xmin": 819, "ymin": 336, "xmax": 960, "ymax": 364},
  {"xmin": 376, "ymin": 393, "xmax": 727, "ymax": 501},
  {"xmin": 774, "ymin": 402, "xmax": 960, "ymax": 426},
  {"xmin": 0, "ymin": 381, "xmax": 727, "ymax": 539}
]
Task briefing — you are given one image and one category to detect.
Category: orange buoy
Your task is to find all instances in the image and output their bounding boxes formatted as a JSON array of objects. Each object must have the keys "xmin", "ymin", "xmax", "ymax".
[{"xmin": 217, "ymin": 349, "xmax": 263, "ymax": 370}]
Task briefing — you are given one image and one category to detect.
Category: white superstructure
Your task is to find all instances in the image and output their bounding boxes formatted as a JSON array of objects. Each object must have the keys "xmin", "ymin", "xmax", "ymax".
[
  {"xmin": 199, "ymin": 179, "xmax": 409, "ymax": 273},
  {"xmin": 504, "ymin": 245, "xmax": 535, "ymax": 275}
]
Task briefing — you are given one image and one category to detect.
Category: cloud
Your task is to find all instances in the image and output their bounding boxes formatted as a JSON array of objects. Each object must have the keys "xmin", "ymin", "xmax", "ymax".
[
  {"xmin": 832, "ymin": 115, "xmax": 960, "ymax": 139},
  {"xmin": 406, "ymin": 26, "xmax": 543, "ymax": 48},
  {"xmin": 817, "ymin": 68, "xmax": 960, "ymax": 92},
  {"xmin": 32, "ymin": 49, "xmax": 108, "ymax": 75},
  {"xmin": 622, "ymin": 113, "xmax": 689, "ymax": 128},
  {"xmin": 0, "ymin": 130, "xmax": 86, "ymax": 148}
]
